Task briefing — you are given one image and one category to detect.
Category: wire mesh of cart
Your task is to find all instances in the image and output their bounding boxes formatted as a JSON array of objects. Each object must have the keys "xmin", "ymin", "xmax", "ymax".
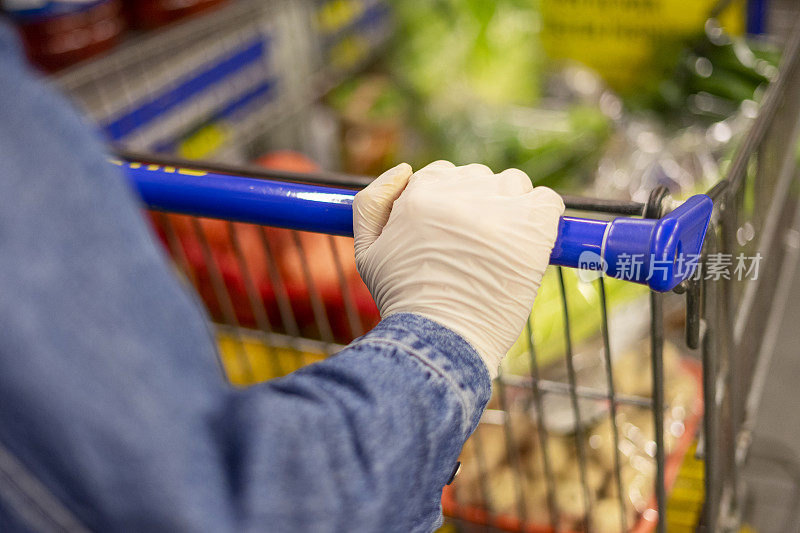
[{"xmin": 49, "ymin": 1, "xmax": 800, "ymax": 532}]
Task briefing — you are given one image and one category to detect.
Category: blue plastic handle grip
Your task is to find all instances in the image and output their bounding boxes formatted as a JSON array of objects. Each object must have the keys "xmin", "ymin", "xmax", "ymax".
[{"xmin": 119, "ymin": 161, "xmax": 713, "ymax": 292}]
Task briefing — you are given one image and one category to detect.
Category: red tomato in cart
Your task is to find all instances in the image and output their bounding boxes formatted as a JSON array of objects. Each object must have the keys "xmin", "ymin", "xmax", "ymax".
[
  {"xmin": 149, "ymin": 152, "xmax": 378, "ymax": 345},
  {"xmin": 255, "ymin": 151, "xmax": 319, "ymax": 173},
  {"xmin": 253, "ymin": 152, "xmax": 379, "ymax": 342}
]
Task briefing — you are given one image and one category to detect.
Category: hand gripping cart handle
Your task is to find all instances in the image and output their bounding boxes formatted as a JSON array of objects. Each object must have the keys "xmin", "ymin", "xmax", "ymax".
[{"xmin": 119, "ymin": 160, "xmax": 713, "ymax": 292}]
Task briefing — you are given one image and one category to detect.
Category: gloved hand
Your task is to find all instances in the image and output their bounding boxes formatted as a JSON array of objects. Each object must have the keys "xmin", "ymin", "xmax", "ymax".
[{"xmin": 353, "ymin": 161, "xmax": 564, "ymax": 379}]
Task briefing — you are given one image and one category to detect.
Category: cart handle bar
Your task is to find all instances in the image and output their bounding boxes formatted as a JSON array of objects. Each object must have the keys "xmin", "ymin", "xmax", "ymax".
[{"xmin": 118, "ymin": 160, "xmax": 713, "ymax": 292}]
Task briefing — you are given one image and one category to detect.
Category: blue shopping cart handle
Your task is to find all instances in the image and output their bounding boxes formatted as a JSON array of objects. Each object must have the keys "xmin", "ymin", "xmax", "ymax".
[{"xmin": 119, "ymin": 161, "xmax": 713, "ymax": 292}]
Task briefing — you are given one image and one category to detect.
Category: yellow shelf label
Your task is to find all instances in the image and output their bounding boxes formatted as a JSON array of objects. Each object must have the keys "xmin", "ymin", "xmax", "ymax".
[
  {"xmin": 317, "ymin": 0, "xmax": 366, "ymax": 35},
  {"xmin": 178, "ymin": 123, "xmax": 228, "ymax": 161},
  {"xmin": 540, "ymin": 0, "xmax": 746, "ymax": 92}
]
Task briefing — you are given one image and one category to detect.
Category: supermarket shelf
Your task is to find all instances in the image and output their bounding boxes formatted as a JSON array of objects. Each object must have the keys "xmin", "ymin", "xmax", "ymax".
[
  {"xmin": 49, "ymin": 0, "xmax": 283, "ymax": 161},
  {"xmin": 53, "ymin": 0, "xmax": 267, "ymax": 93},
  {"xmin": 50, "ymin": 0, "xmax": 392, "ymax": 164}
]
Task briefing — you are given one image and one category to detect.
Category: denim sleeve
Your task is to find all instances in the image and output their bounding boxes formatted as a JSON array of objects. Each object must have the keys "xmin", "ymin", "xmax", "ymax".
[
  {"xmin": 0, "ymin": 21, "xmax": 491, "ymax": 533},
  {"xmin": 229, "ymin": 313, "xmax": 491, "ymax": 532}
]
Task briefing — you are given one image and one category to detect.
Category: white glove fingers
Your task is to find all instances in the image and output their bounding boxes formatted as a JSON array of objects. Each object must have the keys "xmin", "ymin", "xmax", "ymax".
[
  {"xmin": 528, "ymin": 186, "xmax": 566, "ymax": 213},
  {"xmin": 371, "ymin": 161, "xmax": 414, "ymax": 190},
  {"xmin": 406, "ymin": 160, "xmax": 456, "ymax": 189},
  {"xmin": 515, "ymin": 186, "xmax": 565, "ymax": 242},
  {"xmin": 457, "ymin": 163, "xmax": 494, "ymax": 176},
  {"xmin": 419, "ymin": 160, "xmax": 457, "ymax": 172},
  {"xmin": 496, "ymin": 168, "xmax": 534, "ymax": 196},
  {"xmin": 421, "ymin": 165, "xmax": 530, "ymax": 198},
  {"xmin": 413, "ymin": 160, "xmax": 456, "ymax": 177},
  {"xmin": 353, "ymin": 162, "xmax": 413, "ymax": 258}
]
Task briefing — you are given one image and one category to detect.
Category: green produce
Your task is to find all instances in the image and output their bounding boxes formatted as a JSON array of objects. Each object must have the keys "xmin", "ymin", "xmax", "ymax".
[
  {"xmin": 511, "ymin": 105, "xmax": 612, "ymax": 190},
  {"xmin": 385, "ymin": 0, "xmax": 614, "ymax": 187},
  {"xmin": 644, "ymin": 21, "xmax": 782, "ymax": 121},
  {"xmin": 389, "ymin": 0, "xmax": 544, "ymax": 108},
  {"xmin": 502, "ymin": 268, "xmax": 648, "ymax": 375}
]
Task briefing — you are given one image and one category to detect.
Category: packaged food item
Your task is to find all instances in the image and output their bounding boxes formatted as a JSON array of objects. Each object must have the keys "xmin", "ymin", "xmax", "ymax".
[
  {"xmin": 459, "ymin": 423, "xmax": 512, "ymax": 483},
  {"xmin": 555, "ymin": 479, "xmax": 589, "ymax": 525},
  {"xmin": 123, "ymin": 0, "xmax": 228, "ymax": 29},
  {"xmin": 592, "ymin": 497, "xmax": 636, "ymax": 533},
  {"xmin": 3, "ymin": 0, "xmax": 125, "ymax": 71},
  {"xmin": 448, "ymin": 343, "xmax": 702, "ymax": 532},
  {"xmin": 560, "ymin": 460, "xmax": 607, "ymax": 495}
]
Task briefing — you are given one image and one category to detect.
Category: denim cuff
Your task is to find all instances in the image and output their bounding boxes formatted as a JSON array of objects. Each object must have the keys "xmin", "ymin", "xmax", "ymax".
[{"xmin": 352, "ymin": 313, "xmax": 491, "ymax": 436}]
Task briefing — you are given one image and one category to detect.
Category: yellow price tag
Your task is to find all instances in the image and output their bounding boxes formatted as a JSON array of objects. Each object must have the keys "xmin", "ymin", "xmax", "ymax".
[{"xmin": 178, "ymin": 123, "xmax": 228, "ymax": 160}]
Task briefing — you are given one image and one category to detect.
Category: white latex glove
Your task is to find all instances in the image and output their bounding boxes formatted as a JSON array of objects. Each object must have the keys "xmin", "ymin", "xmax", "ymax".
[{"xmin": 353, "ymin": 161, "xmax": 564, "ymax": 379}]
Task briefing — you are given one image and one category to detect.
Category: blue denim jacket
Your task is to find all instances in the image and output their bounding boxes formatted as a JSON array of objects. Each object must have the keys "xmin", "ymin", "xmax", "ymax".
[{"xmin": 0, "ymin": 23, "xmax": 490, "ymax": 533}]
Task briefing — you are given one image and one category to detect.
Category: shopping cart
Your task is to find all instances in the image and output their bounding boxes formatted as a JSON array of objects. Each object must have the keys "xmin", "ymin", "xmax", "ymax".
[
  {"xmin": 115, "ymin": 146, "xmax": 713, "ymax": 533},
  {"xmin": 49, "ymin": 0, "xmax": 800, "ymax": 531}
]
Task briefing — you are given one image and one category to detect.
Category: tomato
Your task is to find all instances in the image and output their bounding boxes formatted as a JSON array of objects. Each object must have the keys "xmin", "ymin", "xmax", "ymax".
[{"xmin": 149, "ymin": 151, "xmax": 378, "ymax": 344}]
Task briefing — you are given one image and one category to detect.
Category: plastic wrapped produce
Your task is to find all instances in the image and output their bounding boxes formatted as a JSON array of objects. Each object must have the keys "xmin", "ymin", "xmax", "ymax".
[
  {"xmin": 593, "ymin": 497, "xmax": 636, "ymax": 533},
  {"xmin": 448, "ymin": 342, "xmax": 702, "ymax": 531}
]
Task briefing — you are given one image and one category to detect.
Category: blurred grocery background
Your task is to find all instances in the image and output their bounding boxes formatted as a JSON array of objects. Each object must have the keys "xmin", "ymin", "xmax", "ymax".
[{"xmin": 3, "ymin": 0, "xmax": 800, "ymax": 531}]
